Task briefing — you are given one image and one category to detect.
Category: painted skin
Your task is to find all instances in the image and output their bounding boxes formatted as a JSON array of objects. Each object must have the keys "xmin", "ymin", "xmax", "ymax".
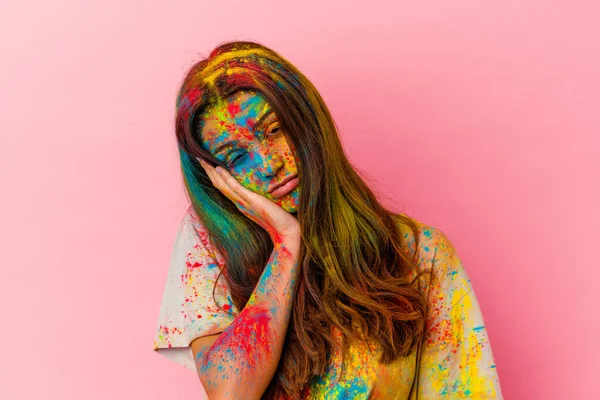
[
  {"xmin": 189, "ymin": 90, "xmax": 302, "ymax": 398},
  {"xmin": 187, "ymin": 92, "xmax": 502, "ymax": 398},
  {"xmin": 198, "ymin": 90, "xmax": 301, "ymax": 214},
  {"xmin": 154, "ymin": 212, "xmax": 504, "ymax": 399},
  {"xmin": 192, "ymin": 239, "xmax": 299, "ymax": 396}
]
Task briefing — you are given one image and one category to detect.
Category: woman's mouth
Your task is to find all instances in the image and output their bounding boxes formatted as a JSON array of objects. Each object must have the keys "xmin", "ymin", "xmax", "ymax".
[{"xmin": 269, "ymin": 176, "xmax": 299, "ymax": 198}]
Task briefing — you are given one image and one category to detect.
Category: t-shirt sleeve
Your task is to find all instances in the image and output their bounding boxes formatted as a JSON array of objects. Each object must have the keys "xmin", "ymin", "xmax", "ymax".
[
  {"xmin": 416, "ymin": 227, "xmax": 504, "ymax": 399},
  {"xmin": 152, "ymin": 206, "xmax": 238, "ymax": 372}
]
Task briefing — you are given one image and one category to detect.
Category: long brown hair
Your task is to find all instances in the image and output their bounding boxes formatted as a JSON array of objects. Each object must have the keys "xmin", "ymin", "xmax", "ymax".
[{"xmin": 174, "ymin": 40, "xmax": 430, "ymax": 399}]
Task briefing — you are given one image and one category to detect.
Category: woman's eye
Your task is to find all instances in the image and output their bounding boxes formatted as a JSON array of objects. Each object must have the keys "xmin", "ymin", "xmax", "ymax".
[
  {"xmin": 227, "ymin": 153, "xmax": 245, "ymax": 166},
  {"xmin": 268, "ymin": 124, "xmax": 280, "ymax": 136}
]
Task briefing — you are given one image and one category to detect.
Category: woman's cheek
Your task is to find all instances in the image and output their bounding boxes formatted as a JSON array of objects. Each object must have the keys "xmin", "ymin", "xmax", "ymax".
[
  {"xmin": 236, "ymin": 160, "xmax": 265, "ymax": 189},
  {"xmin": 232, "ymin": 170, "xmax": 263, "ymax": 194}
]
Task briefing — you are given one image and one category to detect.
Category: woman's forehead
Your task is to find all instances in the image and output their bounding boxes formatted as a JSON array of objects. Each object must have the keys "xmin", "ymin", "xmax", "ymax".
[
  {"xmin": 200, "ymin": 91, "xmax": 269, "ymax": 130},
  {"xmin": 198, "ymin": 90, "xmax": 273, "ymax": 148}
]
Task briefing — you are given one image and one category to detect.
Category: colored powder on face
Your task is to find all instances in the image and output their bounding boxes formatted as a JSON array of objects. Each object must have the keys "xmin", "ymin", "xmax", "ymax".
[{"xmin": 199, "ymin": 91, "xmax": 301, "ymax": 205}]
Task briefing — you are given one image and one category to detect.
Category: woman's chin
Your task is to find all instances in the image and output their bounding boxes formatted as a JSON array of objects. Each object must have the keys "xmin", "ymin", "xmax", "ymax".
[
  {"xmin": 273, "ymin": 190, "xmax": 300, "ymax": 213},
  {"xmin": 281, "ymin": 203, "xmax": 297, "ymax": 213},
  {"xmin": 275, "ymin": 198, "xmax": 295, "ymax": 213}
]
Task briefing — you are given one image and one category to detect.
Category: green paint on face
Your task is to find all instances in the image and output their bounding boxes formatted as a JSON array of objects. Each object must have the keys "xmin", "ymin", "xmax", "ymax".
[{"xmin": 199, "ymin": 90, "xmax": 301, "ymax": 213}]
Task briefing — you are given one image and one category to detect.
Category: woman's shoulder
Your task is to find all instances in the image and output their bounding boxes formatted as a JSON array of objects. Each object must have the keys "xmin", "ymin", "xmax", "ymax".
[
  {"xmin": 181, "ymin": 205, "xmax": 213, "ymax": 243},
  {"xmin": 179, "ymin": 204, "xmax": 227, "ymax": 267},
  {"xmin": 182, "ymin": 204, "xmax": 205, "ymax": 231},
  {"xmin": 393, "ymin": 213, "xmax": 458, "ymax": 272},
  {"xmin": 394, "ymin": 214, "xmax": 474, "ymax": 310}
]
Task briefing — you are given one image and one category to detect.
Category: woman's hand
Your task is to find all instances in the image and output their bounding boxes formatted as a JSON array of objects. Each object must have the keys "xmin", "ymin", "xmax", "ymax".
[{"xmin": 199, "ymin": 159, "xmax": 300, "ymax": 243}]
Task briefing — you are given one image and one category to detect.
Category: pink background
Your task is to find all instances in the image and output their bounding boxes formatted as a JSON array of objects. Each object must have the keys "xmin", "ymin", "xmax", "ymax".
[{"xmin": 1, "ymin": 1, "xmax": 598, "ymax": 399}]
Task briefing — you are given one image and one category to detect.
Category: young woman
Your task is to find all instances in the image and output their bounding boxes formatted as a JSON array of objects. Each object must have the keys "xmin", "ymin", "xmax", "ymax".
[{"xmin": 152, "ymin": 40, "xmax": 503, "ymax": 399}]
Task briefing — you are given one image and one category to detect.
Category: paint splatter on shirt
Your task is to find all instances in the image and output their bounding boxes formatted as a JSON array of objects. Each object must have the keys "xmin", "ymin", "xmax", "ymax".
[{"xmin": 152, "ymin": 206, "xmax": 504, "ymax": 399}]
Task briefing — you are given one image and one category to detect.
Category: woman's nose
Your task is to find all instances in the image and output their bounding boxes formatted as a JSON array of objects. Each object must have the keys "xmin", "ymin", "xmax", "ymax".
[{"xmin": 256, "ymin": 146, "xmax": 284, "ymax": 177}]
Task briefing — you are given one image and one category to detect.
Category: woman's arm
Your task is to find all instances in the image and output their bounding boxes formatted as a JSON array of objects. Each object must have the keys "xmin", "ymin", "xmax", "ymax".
[
  {"xmin": 191, "ymin": 235, "xmax": 300, "ymax": 399},
  {"xmin": 415, "ymin": 227, "xmax": 503, "ymax": 399},
  {"xmin": 191, "ymin": 158, "xmax": 303, "ymax": 399}
]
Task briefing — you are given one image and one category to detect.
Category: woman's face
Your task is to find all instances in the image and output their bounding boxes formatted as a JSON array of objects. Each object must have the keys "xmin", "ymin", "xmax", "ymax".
[{"xmin": 198, "ymin": 90, "xmax": 301, "ymax": 213}]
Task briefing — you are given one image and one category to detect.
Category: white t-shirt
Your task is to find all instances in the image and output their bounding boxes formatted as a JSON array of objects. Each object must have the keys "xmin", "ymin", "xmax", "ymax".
[
  {"xmin": 152, "ymin": 205, "xmax": 239, "ymax": 371},
  {"xmin": 152, "ymin": 205, "xmax": 504, "ymax": 398}
]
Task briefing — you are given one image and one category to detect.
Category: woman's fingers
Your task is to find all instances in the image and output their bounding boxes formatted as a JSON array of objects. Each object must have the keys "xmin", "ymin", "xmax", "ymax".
[
  {"xmin": 199, "ymin": 159, "xmax": 230, "ymax": 193},
  {"xmin": 214, "ymin": 166, "xmax": 254, "ymax": 204},
  {"xmin": 199, "ymin": 159, "xmax": 246, "ymax": 206},
  {"xmin": 196, "ymin": 158, "xmax": 299, "ymax": 240}
]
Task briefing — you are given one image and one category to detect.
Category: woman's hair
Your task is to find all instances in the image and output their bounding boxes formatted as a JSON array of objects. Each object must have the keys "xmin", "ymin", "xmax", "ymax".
[{"xmin": 174, "ymin": 40, "xmax": 431, "ymax": 399}]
